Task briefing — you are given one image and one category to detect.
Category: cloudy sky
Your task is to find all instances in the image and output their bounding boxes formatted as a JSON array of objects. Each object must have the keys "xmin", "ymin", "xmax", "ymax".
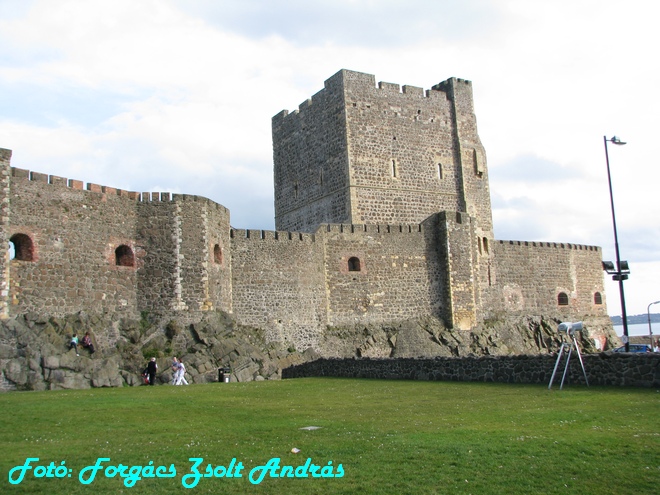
[{"xmin": 1, "ymin": 0, "xmax": 658, "ymax": 319}]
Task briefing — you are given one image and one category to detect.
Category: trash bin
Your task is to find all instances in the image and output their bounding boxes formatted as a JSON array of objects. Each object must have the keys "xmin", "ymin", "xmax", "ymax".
[{"xmin": 218, "ymin": 367, "xmax": 231, "ymax": 383}]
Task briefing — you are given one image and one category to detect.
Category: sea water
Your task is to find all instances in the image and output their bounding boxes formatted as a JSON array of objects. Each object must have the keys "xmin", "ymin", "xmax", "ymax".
[{"xmin": 613, "ymin": 322, "xmax": 658, "ymax": 338}]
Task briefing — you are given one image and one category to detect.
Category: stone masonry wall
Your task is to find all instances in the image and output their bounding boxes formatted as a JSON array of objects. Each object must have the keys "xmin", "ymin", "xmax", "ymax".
[
  {"xmin": 8, "ymin": 167, "xmax": 141, "ymax": 317},
  {"xmin": 434, "ymin": 78, "xmax": 493, "ymax": 237},
  {"xmin": 283, "ymin": 353, "xmax": 660, "ymax": 388},
  {"xmin": 175, "ymin": 195, "xmax": 231, "ymax": 314},
  {"xmin": 484, "ymin": 239, "xmax": 607, "ymax": 319},
  {"xmin": 229, "ymin": 229, "xmax": 327, "ymax": 350},
  {"xmin": 0, "ymin": 150, "xmax": 11, "ymax": 318},
  {"xmin": 343, "ymin": 71, "xmax": 463, "ymax": 226},
  {"xmin": 273, "ymin": 71, "xmax": 351, "ymax": 233},
  {"xmin": 438, "ymin": 211, "xmax": 479, "ymax": 330},
  {"xmin": 273, "ymin": 70, "xmax": 494, "ymax": 239},
  {"xmin": 321, "ymin": 222, "xmax": 443, "ymax": 327},
  {"xmin": 136, "ymin": 196, "xmax": 181, "ymax": 314},
  {"xmin": 203, "ymin": 198, "xmax": 232, "ymax": 314}
]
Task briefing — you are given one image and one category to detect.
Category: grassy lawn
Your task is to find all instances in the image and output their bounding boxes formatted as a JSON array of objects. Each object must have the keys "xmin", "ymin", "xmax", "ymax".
[{"xmin": 0, "ymin": 378, "xmax": 658, "ymax": 494}]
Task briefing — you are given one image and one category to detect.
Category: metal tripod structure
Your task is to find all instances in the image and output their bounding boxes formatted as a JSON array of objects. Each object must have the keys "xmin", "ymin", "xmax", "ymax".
[{"xmin": 548, "ymin": 322, "xmax": 589, "ymax": 390}]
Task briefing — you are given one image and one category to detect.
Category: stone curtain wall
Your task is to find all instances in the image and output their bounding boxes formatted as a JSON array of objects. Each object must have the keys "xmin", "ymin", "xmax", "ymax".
[
  {"xmin": 229, "ymin": 229, "xmax": 328, "ymax": 350},
  {"xmin": 283, "ymin": 354, "xmax": 660, "ymax": 388},
  {"xmin": 1, "ymin": 155, "xmax": 609, "ymax": 339},
  {"xmin": 322, "ymin": 223, "xmax": 442, "ymax": 327},
  {"xmin": 5, "ymin": 162, "xmax": 234, "ymax": 322},
  {"xmin": 8, "ymin": 167, "xmax": 141, "ymax": 317},
  {"xmin": 484, "ymin": 239, "xmax": 607, "ymax": 318}
]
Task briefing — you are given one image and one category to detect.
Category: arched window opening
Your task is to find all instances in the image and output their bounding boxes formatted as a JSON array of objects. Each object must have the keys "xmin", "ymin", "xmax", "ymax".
[
  {"xmin": 214, "ymin": 244, "xmax": 223, "ymax": 264},
  {"xmin": 483, "ymin": 237, "xmax": 489, "ymax": 254},
  {"xmin": 557, "ymin": 292, "xmax": 569, "ymax": 306},
  {"xmin": 115, "ymin": 245, "xmax": 134, "ymax": 267},
  {"xmin": 391, "ymin": 159, "xmax": 397, "ymax": 178},
  {"xmin": 594, "ymin": 292, "xmax": 603, "ymax": 305},
  {"xmin": 348, "ymin": 257, "xmax": 361, "ymax": 272},
  {"xmin": 437, "ymin": 163, "xmax": 443, "ymax": 179},
  {"xmin": 10, "ymin": 233, "xmax": 34, "ymax": 261}
]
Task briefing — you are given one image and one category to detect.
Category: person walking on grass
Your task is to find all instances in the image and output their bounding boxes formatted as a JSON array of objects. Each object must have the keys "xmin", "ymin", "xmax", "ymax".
[{"xmin": 175, "ymin": 358, "xmax": 189, "ymax": 385}]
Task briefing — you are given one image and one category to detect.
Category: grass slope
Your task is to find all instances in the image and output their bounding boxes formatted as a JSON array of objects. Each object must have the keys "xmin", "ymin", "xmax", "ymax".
[{"xmin": 1, "ymin": 379, "xmax": 658, "ymax": 494}]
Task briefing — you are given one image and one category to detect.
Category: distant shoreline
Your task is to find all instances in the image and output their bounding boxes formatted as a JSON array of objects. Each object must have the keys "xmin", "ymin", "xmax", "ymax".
[{"xmin": 610, "ymin": 313, "xmax": 660, "ymax": 325}]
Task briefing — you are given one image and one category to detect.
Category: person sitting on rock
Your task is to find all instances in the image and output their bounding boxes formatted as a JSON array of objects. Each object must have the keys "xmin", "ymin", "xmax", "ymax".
[
  {"xmin": 81, "ymin": 331, "xmax": 95, "ymax": 355},
  {"xmin": 69, "ymin": 334, "xmax": 79, "ymax": 356}
]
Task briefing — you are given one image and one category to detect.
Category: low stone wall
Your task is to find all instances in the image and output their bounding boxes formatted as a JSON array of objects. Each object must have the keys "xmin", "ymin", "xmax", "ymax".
[{"xmin": 282, "ymin": 353, "xmax": 660, "ymax": 388}]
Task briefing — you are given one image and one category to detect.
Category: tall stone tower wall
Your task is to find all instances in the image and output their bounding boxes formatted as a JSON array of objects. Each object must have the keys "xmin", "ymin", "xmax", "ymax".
[
  {"xmin": 272, "ymin": 73, "xmax": 351, "ymax": 232},
  {"xmin": 273, "ymin": 70, "xmax": 493, "ymax": 238}
]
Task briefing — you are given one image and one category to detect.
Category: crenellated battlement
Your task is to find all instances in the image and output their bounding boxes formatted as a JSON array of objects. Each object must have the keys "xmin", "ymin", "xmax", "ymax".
[
  {"xmin": 12, "ymin": 166, "xmax": 142, "ymax": 200},
  {"xmin": 10, "ymin": 166, "xmax": 228, "ymax": 212},
  {"xmin": 432, "ymin": 77, "xmax": 472, "ymax": 93},
  {"xmin": 497, "ymin": 239, "xmax": 601, "ymax": 252},
  {"xmin": 321, "ymin": 223, "xmax": 424, "ymax": 235},
  {"xmin": 273, "ymin": 69, "xmax": 459, "ymax": 123},
  {"xmin": 230, "ymin": 229, "xmax": 316, "ymax": 242}
]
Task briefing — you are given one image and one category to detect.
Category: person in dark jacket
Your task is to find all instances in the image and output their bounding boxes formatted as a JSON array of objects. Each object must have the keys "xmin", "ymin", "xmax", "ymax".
[
  {"xmin": 81, "ymin": 332, "xmax": 95, "ymax": 355},
  {"xmin": 146, "ymin": 357, "xmax": 158, "ymax": 385}
]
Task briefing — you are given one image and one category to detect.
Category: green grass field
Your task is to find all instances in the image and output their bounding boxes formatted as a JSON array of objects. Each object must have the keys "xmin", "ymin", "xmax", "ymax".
[{"xmin": 1, "ymin": 378, "xmax": 658, "ymax": 494}]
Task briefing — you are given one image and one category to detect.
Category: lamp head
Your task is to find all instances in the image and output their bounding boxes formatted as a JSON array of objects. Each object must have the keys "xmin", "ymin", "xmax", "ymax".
[{"xmin": 609, "ymin": 136, "xmax": 627, "ymax": 145}]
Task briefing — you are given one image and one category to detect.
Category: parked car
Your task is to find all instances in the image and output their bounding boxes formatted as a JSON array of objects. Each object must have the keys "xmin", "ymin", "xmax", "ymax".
[{"xmin": 613, "ymin": 344, "xmax": 652, "ymax": 353}]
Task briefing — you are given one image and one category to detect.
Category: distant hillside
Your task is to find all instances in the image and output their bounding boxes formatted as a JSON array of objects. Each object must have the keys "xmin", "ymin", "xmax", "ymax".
[{"xmin": 611, "ymin": 313, "xmax": 660, "ymax": 325}]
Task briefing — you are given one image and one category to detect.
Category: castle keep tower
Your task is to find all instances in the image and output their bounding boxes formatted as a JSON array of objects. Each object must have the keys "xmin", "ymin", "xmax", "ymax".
[{"xmin": 272, "ymin": 69, "xmax": 493, "ymax": 240}]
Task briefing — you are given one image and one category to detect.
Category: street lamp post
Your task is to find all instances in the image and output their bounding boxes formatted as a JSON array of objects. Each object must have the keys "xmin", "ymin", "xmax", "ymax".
[
  {"xmin": 602, "ymin": 135, "xmax": 630, "ymax": 351},
  {"xmin": 648, "ymin": 300, "xmax": 660, "ymax": 351}
]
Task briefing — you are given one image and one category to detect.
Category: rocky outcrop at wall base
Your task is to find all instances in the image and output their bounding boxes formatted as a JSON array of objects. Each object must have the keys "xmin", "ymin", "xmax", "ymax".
[
  {"xmin": 0, "ymin": 311, "xmax": 317, "ymax": 391},
  {"xmin": 317, "ymin": 314, "xmax": 618, "ymax": 358},
  {"xmin": 0, "ymin": 311, "xmax": 619, "ymax": 391}
]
